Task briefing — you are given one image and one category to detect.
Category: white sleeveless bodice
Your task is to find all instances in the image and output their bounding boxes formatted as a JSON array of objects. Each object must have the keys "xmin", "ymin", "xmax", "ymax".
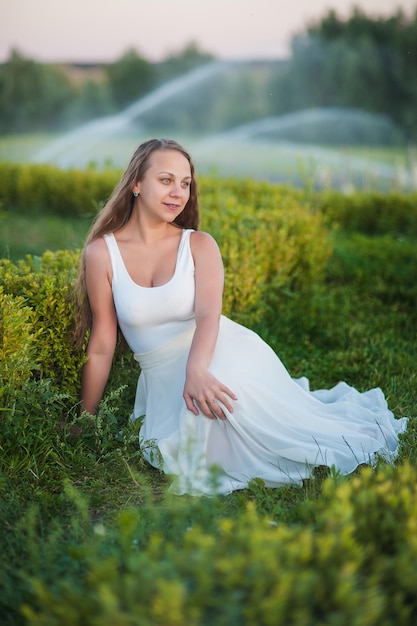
[{"xmin": 104, "ymin": 229, "xmax": 196, "ymax": 354}]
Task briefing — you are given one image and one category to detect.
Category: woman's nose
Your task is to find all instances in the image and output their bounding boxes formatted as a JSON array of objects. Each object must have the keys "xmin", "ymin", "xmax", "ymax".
[{"xmin": 170, "ymin": 183, "xmax": 184, "ymax": 196}]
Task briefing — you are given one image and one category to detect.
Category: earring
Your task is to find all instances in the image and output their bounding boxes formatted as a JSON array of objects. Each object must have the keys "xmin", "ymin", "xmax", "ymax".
[{"xmin": 133, "ymin": 191, "xmax": 139, "ymax": 197}]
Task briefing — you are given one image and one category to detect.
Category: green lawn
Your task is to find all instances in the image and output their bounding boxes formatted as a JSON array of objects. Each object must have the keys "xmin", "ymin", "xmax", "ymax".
[
  {"xmin": 0, "ymin": 132, "xmax": 414, "ymax": 192},
  {"xmin": 0, "ymin": 212, "xmax": 91, "ymax": 261}
]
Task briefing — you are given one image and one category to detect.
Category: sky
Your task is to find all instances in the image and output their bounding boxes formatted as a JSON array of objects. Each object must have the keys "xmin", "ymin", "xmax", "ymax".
[{"xmin": 1, "ymin": 0, "xmax": 416, "ymax": 64}]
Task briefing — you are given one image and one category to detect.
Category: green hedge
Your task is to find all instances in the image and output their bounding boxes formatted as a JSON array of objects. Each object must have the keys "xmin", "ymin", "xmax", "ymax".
[
  {"xmin": 0, "ymin": 192, "xmax": 331, "ymax": 398},
  {"xmin": 0, "ymin": 163, "xmax": 119, "ymax": 217},
  {"xmin": 0, "ymin": 250, "xmax": 85, "ymax": 394},
  {"xmin": 1, "ymin": 162, "xmax": 417, "ymax": 235},
  {"xmin": 0, "ymin": 286, "xmax": 39, "ymax": 390},
  {"xmin": 199, "ymin": 184, "xmax": 330, "ymax": 325},
  {"xmin": 327, "ymin": 233, "xmax": 417, "ymax": 307},
  {"xmin": 318, "ymin": 189, "xmax": 417, "ymax": 235},
  {"xmin": 2, "ymin": 462, "xmax": 415, "ymax": 625}
]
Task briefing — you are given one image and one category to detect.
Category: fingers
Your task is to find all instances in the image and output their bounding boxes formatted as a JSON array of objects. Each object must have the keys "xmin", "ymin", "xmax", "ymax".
[
  {"xmin": 184, "ymin": 393, "xmax": 228, "ymax": 420},
  {"xmin": 199, "ymin": 391, "xmax": 237, "ymax": 421},
  {"xmin": 184, "ymin": 393, "xmax": 199, "ymax": 415},
  {"xmin": 219, "ymin": 384, "xmax": 238, "ymax": 412},
  {"xmin": 183, "ymin": 378, "xmax": 238, "ymax": 421},
  {"xmin": 205, "ymin": 398, "xmax": 226, "ymax": 421}
]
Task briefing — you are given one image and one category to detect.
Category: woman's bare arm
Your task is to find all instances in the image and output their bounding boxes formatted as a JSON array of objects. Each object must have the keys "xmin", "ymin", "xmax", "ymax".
[
  {"xmin": 184, "ymin": 231, "xmax": 237, "ymax": 419},
  {"xmin": 81, "ymin": 238, "xmax": 118, "ymax": 414}
]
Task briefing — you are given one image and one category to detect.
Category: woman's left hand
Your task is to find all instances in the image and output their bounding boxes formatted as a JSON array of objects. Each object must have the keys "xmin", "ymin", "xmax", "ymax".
[{"xmin": 183, "ymin": 369, "xmax": 237, "ymax": 420}]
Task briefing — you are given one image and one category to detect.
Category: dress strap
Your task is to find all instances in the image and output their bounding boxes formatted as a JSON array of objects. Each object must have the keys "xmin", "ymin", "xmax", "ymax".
[
  {"xmin": 103, "ymin": 233, "xmax": 120, "ymax": 281},
  {"xmin": 178, "ymin": 228, "xmax": 193, "ymax": 252},
  {"xmin": 104, "ymin": 229, "xmax": 194, "ymax": 285}
]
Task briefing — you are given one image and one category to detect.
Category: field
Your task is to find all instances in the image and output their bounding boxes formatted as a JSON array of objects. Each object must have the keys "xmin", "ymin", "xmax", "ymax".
[
  {"xmin": 0, "ymin": 132, "xmax": 415, "ymax": 192},
  {"xmin": 1, "ymin": 163, "xmax": 417, "ymax": 624}
]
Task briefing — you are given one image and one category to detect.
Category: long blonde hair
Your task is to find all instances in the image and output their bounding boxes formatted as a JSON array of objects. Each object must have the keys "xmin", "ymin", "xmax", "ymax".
[{"xmin": 72, "ymin": 138, "xmax": 199, "ymax": 347}]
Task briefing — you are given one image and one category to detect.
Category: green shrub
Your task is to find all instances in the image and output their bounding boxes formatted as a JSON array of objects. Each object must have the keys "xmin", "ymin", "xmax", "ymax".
[
  {"xmin": 0, "ymin": 287, "xmax": 39, "ymax": 392},
  {"xmin": 2, "ymin": 163, "xmax": 417, "ymax": 238},
  {"xmin": 0, "ymin": 249, "xmax": 85, "ymax": 393},
  {"xmin": 318, "ymin": 190, "xmax": 417, "ymax": 235},
  {"xmin": 327, "ymin": 233, "xmax": 417, "ymax": 307},
  {"xmin": 316, "ymin": 462, "xmax": 417, "ymax": 624},
  {"xmin": 7, "ymin": 462, "xmax": 417, "ymax": 625},
  {"xmin": 200, "ymin": 179, "xmax": 331, "ymax": 326},
  {"xmin": 0, "ymin": 195, "xmax": 332, "ymax": 389},
  {"xmin": 0, "ymin": 379, "xmax": 74, "ymax": 488},
  {"xmin": 0, "ymin": 163, "xmax": 119, "ymax": 217},
  {"xmin": 0, "ymin": 162, "xmax": 22, "ymax": 210},
  {"xmin": 0, "ymin": 164, "xmax": 332, "ymax": 329}
]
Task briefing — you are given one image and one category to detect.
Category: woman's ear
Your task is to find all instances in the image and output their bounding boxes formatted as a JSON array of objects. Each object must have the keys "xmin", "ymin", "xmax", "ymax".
[{"xmin": 132, "ymin": 183, "xmax": 140, "ymax": 197}]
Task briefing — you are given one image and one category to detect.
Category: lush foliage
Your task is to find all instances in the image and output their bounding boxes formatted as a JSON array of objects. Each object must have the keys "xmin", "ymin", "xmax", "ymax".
[
  {"xmin": 0, "ymin": 250, "xmax": 85, "ymax": 394},
  {"xmin": 0, "ymin": 45, "xmax": 215, "ymax": 133},
  {"xmin": 1, "ymin": 7, "xmax": 415, "ymax": 140},
  {"xmin": 1, "ymin": 162, "xmax": 417, "ymax": 231},
  {"xmin": 270, "ymin": 7, "xmax": 417, "ymax": 140},
  {"xmin": 0, "ymin": 180, "xmax": 330, "ymax": 388},
  {"xmin": 3, "ymin": 463, "xmax": 417, "ymax": 626},
  {"xmin": 0, "ymin": 51, "xmax": 75, "ymax": 133},
  {"xmin": 318, "ymin": 189, "xmax": 417, "ymax": 235},
  {"xmin": 0, "ymin": 162, "xmax": 119, "ymax": 217},
  {"xmin": 1, "ymin": 171, "xmax": 416, "ymax": 624}
]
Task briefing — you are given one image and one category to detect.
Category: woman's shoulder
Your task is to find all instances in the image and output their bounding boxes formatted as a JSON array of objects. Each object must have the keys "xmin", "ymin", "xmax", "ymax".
[
  {"xmin": 85, "ymin": 236, "xmax": 111, "ymax": 264},
  {"xmin": 189, "ymin": 230, "xmax": 222, "ymax": 260},
  {"xmin": 189, "ymin": 230, "xmax": 218, "ymax": 247}
]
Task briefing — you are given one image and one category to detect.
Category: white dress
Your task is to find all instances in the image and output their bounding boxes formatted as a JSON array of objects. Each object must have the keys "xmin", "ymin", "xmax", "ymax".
[{"xmin": 104, "ymin": 229, "xmax": 407, "ymax": 496}]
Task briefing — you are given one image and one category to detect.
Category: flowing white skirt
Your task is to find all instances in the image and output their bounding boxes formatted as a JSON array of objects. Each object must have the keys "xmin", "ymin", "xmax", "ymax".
[{"xmin": 132, "ymin": 316, "xmax": 407, "ymax": 496}]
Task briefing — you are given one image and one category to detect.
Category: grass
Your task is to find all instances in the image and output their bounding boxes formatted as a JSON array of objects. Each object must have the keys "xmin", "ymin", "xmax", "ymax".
[
  {"xmin": 0, "ymin": 132, "xmax": 414, "ymax": 191},
  {"xmin": 0, "ymin": 132, "xmax": 56, "ymax": 162},
  {"xmin": 1, "ymin": 204, "xmax": 417, "ymax": 624},
  {"xmin": 0, "ymin": 212, "xmax": 92, "ymax": 260}
]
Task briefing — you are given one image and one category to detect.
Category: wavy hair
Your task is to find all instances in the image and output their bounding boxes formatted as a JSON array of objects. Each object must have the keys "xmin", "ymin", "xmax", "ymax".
[{"xmin": 72, "ymin": 138, "xmax": 199, "ymax": 347}]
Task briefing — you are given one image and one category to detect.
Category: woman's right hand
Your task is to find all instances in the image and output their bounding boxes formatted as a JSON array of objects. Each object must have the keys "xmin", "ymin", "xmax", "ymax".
[{"xmin": 183, "ymin": 367, "xmax": 237, "ymax": 420}]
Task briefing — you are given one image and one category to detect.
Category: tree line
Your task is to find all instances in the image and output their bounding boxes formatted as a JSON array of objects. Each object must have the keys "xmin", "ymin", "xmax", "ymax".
[
  {"xmin": 0, "ymin": 43, "xmax": 214, "ymax": 134},
  {"xmin": 0, "ymin": 6, "xmax": 416, "ymax": 141},
  {"xmin": 270, "ymin": 6, "xmax": 417, "ymax": 141}
]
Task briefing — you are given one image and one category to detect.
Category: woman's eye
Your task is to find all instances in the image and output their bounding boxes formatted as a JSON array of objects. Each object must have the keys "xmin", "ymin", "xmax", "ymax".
[
  {"xmin": 181, "ymin": 181, "xmax": 190, "ymax": 188},
  {"xmin": 161, "ymin": 177, "xmax": 171, "ymax": 183}
]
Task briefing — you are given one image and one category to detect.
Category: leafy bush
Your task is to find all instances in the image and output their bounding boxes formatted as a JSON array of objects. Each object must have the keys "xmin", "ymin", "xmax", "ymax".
[
  {"xmin": 3, "ymin": 462, "xmax": 415, "ymax": 625},
  {"xmin": 0, "ymin": 189, "xmax": 331, "ymax": 388},
  {"xmin": 0, "ymin": 165, "xmax": 332, "ymax": 328},
  {"xmin": 0, "ymin": 287, "xmax": 39, "ymax": 392},
  {"xmin": 0, "ymin": 249, "xmax": 85, "ymax": 393},
  {"xmin": 0, "ymin": 162, "xmax": 22, "ymax": 209},
  {"xmin": 200, "ymin": 177, "xmax": 331, "ymax": 325},
  {"xmin": 0, "ymin": 163, "xmax": 119, "ymax": 217},
  {"xmin": 317, "ymin": 189, "xmax": 417, "ymax": 236},
  {"xmin": 327, "ymin": 232, "xmax": 417, "ymax": 307},
  {"xmin": 2, "ymin": 163, "xmax": 417, "ymax": 239},
  {"xmin": 0, "ymin": 379, "xmax": 75, "ymax": 489}
]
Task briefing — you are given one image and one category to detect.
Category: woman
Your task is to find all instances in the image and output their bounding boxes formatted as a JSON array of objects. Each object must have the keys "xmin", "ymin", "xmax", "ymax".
[{"xmin": 74, "ymin": 138, "xmax": 407, "ymax": 496}]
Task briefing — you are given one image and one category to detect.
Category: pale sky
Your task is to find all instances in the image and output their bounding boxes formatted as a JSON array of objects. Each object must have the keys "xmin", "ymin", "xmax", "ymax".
[{"xmin": 1, "ymin": 0, "xmax": 415, "ymax": 63}]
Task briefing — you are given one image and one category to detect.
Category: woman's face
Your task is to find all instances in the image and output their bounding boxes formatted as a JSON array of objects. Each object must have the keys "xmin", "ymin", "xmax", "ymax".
[{"xmin": 133, "ymin": 149, "xmax": 192, "ymax": 224}]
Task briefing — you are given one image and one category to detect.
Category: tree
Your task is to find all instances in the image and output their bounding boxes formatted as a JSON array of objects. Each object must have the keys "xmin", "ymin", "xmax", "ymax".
[
  {"xmin": 156, "ymin": 41, "xmax": 215, "ymax": 82},
  {"xmin": 104, "ymin": 49, "xmax": 156, "ymax": 109},
  {"xmin": 269, "ymin": 7, "xmax": 417, "ymax": 140},
  {"xmin": 0, "ymin": 50, "xmax": 75, "ymax": 132},
  {"xmin": 67, "ymin": 80, "xmax": 113, "ymax": 125}
]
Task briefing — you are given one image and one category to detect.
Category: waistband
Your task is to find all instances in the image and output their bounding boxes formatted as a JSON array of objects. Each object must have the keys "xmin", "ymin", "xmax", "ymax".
[{"xmin": 134, "ymin": 324, "xmax": 195, "ymax": 370}]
